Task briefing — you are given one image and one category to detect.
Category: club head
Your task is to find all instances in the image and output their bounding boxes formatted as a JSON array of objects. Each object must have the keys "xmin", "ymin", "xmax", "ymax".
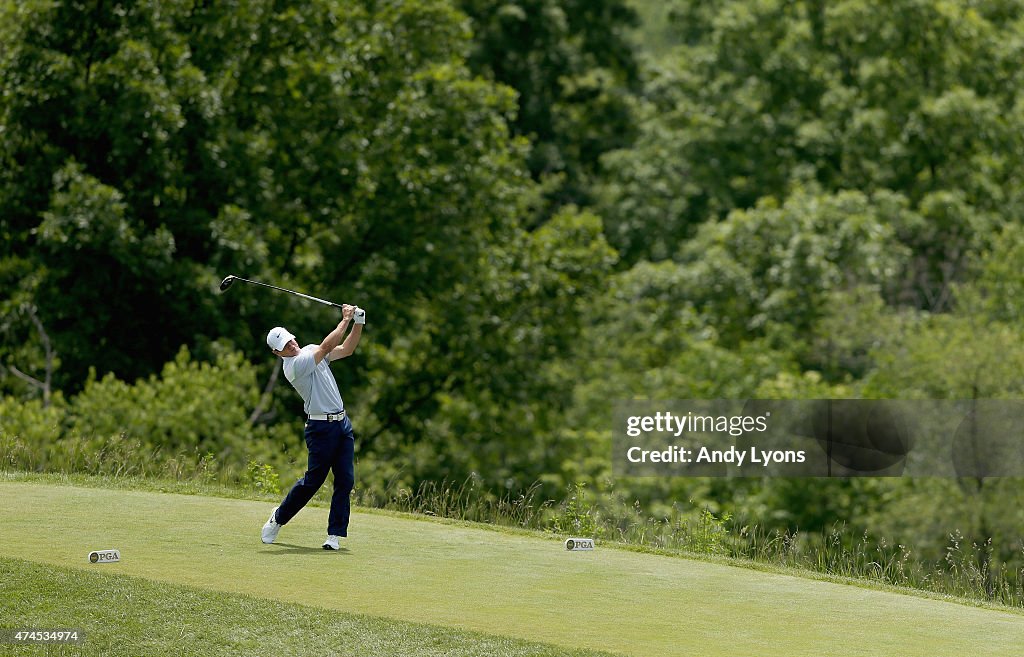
[{"xmin": 219, "ymin": 275, "xmax": 237, "ymax": 292}]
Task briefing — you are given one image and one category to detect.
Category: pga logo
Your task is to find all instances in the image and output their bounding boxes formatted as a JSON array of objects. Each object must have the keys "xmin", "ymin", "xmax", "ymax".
[
  {"xmin": 565, "ymin": 538, "xmax": 595, "ymax": 551},
  {"xmin": 88, "ymin": 549, "xmax": 120, "ymax": 564}
]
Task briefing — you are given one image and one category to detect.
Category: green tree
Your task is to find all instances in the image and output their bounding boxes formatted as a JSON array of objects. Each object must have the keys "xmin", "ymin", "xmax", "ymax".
[
  {"xmin": 599, "ymin": 0, "xmax": 1024, "ymax": 303},
  {"xmin": 458, "ymin": 0, "xmax": 642, "ymax": 220},
  {"xmin": 0, "ymin": 0, "xmax": 534, "ymax": 390},
  {"xmin": 673, "ymin": 188, "xmax": 910, "ymax": 346},
  {"xmin": 356, "ymin": 207, "xmax": 617, "ymax": 493}
]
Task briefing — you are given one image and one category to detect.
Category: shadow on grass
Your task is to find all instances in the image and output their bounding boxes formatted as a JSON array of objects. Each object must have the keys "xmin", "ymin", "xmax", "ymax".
[{"xmin": 263, "ymin": 542, "xmax": 351, "ymax": 555}]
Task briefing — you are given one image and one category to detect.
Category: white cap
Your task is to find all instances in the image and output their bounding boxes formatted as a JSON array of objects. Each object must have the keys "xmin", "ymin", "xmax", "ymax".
[{"xmin": 266, "ymin": 326, "xmax": 295, "ymax": 351}]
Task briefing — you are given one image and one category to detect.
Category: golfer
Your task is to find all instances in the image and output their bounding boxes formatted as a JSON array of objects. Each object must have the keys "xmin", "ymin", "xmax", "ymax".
[{"xmin": 261, "ymin": 304, "xmax": 364, "ymax": 550}]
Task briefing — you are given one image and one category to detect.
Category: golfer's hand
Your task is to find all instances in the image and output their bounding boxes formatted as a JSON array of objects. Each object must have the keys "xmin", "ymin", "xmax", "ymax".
[{"xmin": 341, "ymin": 304, "xmax": 355, "ymax": 321}]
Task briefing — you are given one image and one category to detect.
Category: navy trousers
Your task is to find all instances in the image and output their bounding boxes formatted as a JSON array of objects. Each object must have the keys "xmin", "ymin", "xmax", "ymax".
[{"xmin": 275, "ymin": 415, "xmax": 355, "ymax": 537}]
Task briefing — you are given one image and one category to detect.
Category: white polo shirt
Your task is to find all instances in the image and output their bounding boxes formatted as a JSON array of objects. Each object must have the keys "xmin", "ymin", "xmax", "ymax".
[{"xmin": 282, "ymin": 345, "xmax": 345, "ymax": 416}]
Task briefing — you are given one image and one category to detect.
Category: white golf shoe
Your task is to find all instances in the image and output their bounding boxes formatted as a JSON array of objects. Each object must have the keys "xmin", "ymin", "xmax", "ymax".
[
  {"xmin": 261, "ymin": 507, "xmax": 282, "ymax": 544},
  {"xmin": 322, "ymin": 535, "xmax": 341, "ymax": 550}
]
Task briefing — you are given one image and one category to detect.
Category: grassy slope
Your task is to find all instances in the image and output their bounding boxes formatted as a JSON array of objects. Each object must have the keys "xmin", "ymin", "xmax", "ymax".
[
  {"xmin": 2, "ymin": 481, "xmax": 1023, "ymax": 657},
  {"xmin": 0, "ymin": 557, "xmax": 618, "ymax": 657}
]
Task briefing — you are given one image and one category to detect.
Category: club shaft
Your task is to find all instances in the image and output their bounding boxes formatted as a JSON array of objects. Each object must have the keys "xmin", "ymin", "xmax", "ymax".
[{"xmin": 235, "ymin": 277, "xmax": 342, "ymax": 308}]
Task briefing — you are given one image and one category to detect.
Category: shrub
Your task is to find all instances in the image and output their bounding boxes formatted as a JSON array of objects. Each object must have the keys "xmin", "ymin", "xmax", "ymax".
[
  {"xmin": 243, "ymin": 461, "xmax": 281, "ymax": 496},
  {"xmin": 0, "ymin": 347, "xmax": 297, "ymax": 481},
  {"xmin": 550, "ymin": 482, "xmax": 602, "ymax": 538}
]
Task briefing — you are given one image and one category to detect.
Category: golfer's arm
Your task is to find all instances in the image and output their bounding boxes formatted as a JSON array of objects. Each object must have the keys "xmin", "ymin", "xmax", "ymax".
[
  {"xmin": 329, "ymin": 324, "xmax": 362, "ymax": 360},
  {"xmin": 314, "ymin": 319, "xmax": 350, "ymax": 364}
]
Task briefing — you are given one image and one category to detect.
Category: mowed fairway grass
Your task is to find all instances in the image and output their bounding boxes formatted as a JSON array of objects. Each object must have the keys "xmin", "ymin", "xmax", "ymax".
[
  {"xmin": 1, "ymin": 558, "xmax": 617, "ymax": 657},
  {"xmin": 3, "ymin": 481, "xmax": 1024, "ymax": 656}
]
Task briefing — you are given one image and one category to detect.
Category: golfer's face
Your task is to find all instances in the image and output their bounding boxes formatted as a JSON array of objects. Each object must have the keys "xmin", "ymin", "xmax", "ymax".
[{"xmin": 278, "ymin": 339, "xmax": 299, "ymax": 356}]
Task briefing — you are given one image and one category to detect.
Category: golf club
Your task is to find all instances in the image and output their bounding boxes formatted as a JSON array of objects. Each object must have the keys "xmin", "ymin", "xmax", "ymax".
[{"xmin": 219, "ymin": 275, "xmax": 344, "ymax": 310}]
